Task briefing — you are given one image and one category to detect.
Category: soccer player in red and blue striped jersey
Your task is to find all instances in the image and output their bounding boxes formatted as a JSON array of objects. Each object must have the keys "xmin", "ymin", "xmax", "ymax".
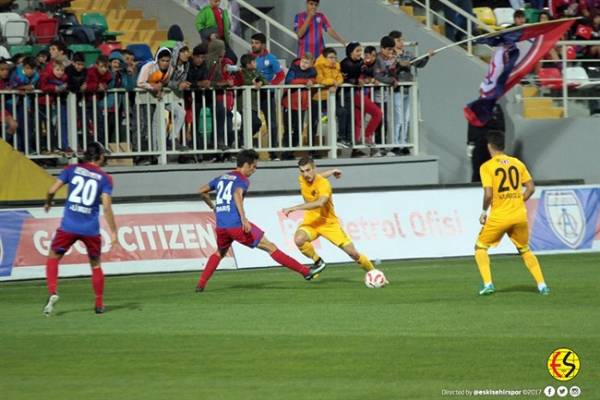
[
  {"xmin": 294, "ymin": 0, "xmax": 346, "ymax": 59},
  {"xmin": 195, "ymin": 149, "xmax": 324, "ymax": 291},
  {"xmin": 43, "ymin": 142, "xmax": 118, "ymax": 316}
]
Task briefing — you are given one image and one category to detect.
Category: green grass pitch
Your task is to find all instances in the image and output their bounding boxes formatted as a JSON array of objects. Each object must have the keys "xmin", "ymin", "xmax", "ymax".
[{"xmin": 1, "ymin": 253, "xmax": 598, "ymax": 399}]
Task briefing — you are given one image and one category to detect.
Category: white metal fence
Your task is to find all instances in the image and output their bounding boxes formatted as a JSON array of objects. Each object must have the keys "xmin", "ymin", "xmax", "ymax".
[{"xmin": 1, "ymin": 82, "xmax": 420, "ymax": 164}]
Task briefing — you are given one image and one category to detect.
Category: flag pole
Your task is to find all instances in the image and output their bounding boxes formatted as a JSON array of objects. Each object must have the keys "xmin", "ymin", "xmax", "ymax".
[{"xmin": 409, "ymin": 17, "xmax": 580, "ymax": 65}]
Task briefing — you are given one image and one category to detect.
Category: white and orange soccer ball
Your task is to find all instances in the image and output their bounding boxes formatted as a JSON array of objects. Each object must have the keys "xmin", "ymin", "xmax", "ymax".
[{"xmin": 364, "ymin": 269, "xmax": 388, "ymax": 288}]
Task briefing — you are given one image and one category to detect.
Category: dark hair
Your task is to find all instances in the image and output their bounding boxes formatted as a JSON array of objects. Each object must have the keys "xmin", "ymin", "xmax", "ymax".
[
  {"xmin": 240, "ymin": 53, "xmax": 255, "ymax": 68},
  {"xmin": 179, "ymin": 45, "xmax": 190, "ymax": 55},
  {"xmin": 364, "ymin": 45, "xmax": 377, "ymax": 54},
  {"xmin": 120, "ymin": 49, "xmax": 134, "ymax": 57},
  {"xmin": 298, "ymin": 156, "xmax": 314, "ymax": 167},
  {"xmin": 380, "ymin": 36, "xmax": 395, "ymax": 49},
  {"xmin": 49, "ymin": 40, "xmax": 67, "ymax": 54},
  {"xmin": 192, "ymin": 43, "xmax": 208, "ymax": 56},
  {"xmin": 251, "ymin": 33, "xmax": 267, "ymax": 44},
  {"xmin": 322, "ymin": 47, "xmax": 336, "ymax": 57},
  {"xmin": 513, "ymin": 9, "xmax": 526, "ymax": 19},
  {"xmin": 237, "ymin": 149, "xmax": 259, "ymax": 167},
  {"xmin": 72, "ymin": 52, "xmax": 85, "ymax": 63},
  {"xmin": 388, "ymin": 30, "xmax": 403, "ymax": 39},
  {"xmin": 36, "ymin": 49, "xmax": 50, "ymax": 59},
  {"xmin": 84, "ymin": 142, "xmax": 106, "ymax": 162},
  {"xmin": 96, "ymin": 55, "xmax": 109, "ymax": 65},
  {"xmin": 22, "ymin": 57, "xmax": 37, "ymax": 69},
  {"xmin": 486, "ymin": 130, "xmax": 505, "ymax": 151}
]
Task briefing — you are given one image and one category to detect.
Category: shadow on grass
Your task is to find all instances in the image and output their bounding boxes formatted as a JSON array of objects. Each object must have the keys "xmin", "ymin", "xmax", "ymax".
[
  {"xmin": 224, "ymin": 277, "xmax": 358, "ymax": 291},
  {"xmin": 496, "ymin": 285, "xmax": 537, "ymax": 294},
  {"xmin": 55, "ymin": 302, "xmax": 142, "ymax": 316}
]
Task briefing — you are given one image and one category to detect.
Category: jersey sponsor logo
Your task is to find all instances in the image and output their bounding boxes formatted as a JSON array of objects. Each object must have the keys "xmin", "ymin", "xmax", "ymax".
[
  {"xmin": 544, "ymin": 190, "xmax": 585, "ymax": 249},
  {"xmin": 547, "ymin": 348, "xmax": 581, "ymax": 382}
]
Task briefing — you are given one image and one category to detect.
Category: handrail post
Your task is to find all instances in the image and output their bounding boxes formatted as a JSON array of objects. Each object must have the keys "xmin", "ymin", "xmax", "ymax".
[
  {"xmin": 242, "ymin": 87, "xmax": 254, "ymax": 148},
  {"xmin": 561, "ymin": 44, "xmax": 568, "ymax": 118},
  {"xmin": 157, "ymin": 95, "xmax": 167, "ymax": 165},
  {"xmin": 467, "ymin": 22, "xmax": 473, "ymax": 56},
  {"xmin": 425, "ymin": 0, "xmax": 432, "ymax": 30},
  {"xmin": 410, "ymin": 83, "xmax": 420, "ymax": 155},
  {"xmin": 67, "ymin": 92, "xmax": 78, "ymax": 165},
  {"xmin": 266, "ymin": 22, "xmax": 271, "ymax": 53},
  {"xmin": 327, "ymin": 90, "xmax": 337, "ymax": 159}
]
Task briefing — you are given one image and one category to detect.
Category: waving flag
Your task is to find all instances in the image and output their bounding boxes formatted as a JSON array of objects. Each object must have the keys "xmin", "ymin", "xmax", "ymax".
[{"xmin": 464, "ymin": 19, "xmax": 576, "ymax": 127}]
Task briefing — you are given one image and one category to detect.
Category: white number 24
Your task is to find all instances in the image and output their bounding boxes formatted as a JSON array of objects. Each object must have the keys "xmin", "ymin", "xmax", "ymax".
[
  {"xmin": 68, "ymin": 176, "xmax": 99, "ymax": 207},
  {"xmin": 215, "ymin": 181, "xmax": 233, "ymax": 205}
]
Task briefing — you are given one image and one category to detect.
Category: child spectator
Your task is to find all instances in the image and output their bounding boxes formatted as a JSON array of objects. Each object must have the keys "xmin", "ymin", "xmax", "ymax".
[
  {"xmin": 107, "ymin": 51, "xmax": 136, "ymax": 143},
  {"xmin": 239, "ymin": 53, "xmax": 268, "ymax": 142},
  {"xmin": 187, "ymin": 43, "xmax": 209, "ymax": 90},
  {"xmin": 45, "ymin": 40, "xmax": 69, "ymax": 74},
  {"xmin": 0, "ymin": 58, "xmax": 17, "ymax": 137},
  {"xmin": 39, "ymin": 58, "xmax": 69, "ymax": 153},
  {"xmin": 313, "ymin": 47, "xmax": 350, "ymax": 148},
  {"xmin": 36, "ymin": 49, "xmax": 50, "ymax": 71},
  {"xmin": 66, "ymin": 52, "xmax": 87, "ymax": 93},
  {"xmin": 282, "ymin": 52, "xmax": 317, "ymax": 159},
  {"xmin": 167, "ymin": 43, "xmax": 190, "ymax": 149},
  {"xmin": 10, "ymin": 56, "xmax": 39, "ymax": 153},
  {"xmin": 341, "ymin": 42, "xmax": 382, "ymax": 147},
  {"xmin": 85, "ymin": 55, "xmax": 112, "ymax": 144}
]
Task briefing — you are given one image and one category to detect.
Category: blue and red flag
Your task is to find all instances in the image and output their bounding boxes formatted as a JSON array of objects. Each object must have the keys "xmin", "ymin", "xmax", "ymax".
[{"xmin": 464, "ymin": 19, "xmax": 576, "ymax": 127}]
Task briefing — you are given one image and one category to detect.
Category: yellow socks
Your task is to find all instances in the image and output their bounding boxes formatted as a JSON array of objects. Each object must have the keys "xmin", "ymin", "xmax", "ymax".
[
  {"xmin": 357, "ymin": 254, "xmax": 375, "ymax": 272},
  {"xmin": 299, "ymin": 242, "xmax": 320, "ymax": 263},
  {"xmin": 522, "ymin": 251, "xmax": 546, "ymax": 286},
  {"xmin": 475, "ymin": 249, "xmax": 492, "ymax": 285}
]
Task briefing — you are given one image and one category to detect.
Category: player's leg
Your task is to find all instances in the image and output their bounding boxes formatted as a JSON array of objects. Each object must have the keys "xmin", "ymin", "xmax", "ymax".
[
  {"xmin": 256, "ymin": 236, "xmax": 321, "ymax": 279},
  {"xmin": 44, "ymin": 229, "xmax": 76, "ymax": 315},
  {"xmin": 474, "ymin": 221, "xmax": 505, "ymax": 295},
  {"xmin": 82, "ymin": 234, "xmax": 105, "ymax": 313},
  {"xmin": 294, "ymin": 226, "xmax": 321, "ymax": 263},
  {"xmin": 319, "ymin": 223, "xmax": 375, "ymax": 272},
  {"xmin": 508, "ymin": 222, "xmax": 549, "ymax": 294},
  {"xmin": 196, "ymin": 247, "xmax": 229, "ymax": 292}
]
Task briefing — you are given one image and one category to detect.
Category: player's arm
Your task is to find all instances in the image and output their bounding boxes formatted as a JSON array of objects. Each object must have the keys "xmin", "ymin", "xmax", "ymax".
[
  {"xmin": 198, "ymin": 184, "xmax": 215, "ymax": 211},
  {"xmin": 480, "ymin": 187, "xmax": 493, "ymax": 225},
  {"xmin": 101, "ymin": 193, "xmax": 118, "ymax": 246},
  {"xmin": 282, "ymin": 195, "xmax": 329, "ymax": 217},
  {"xmin": 44, "ymin": 179, "xmax": 65, "ymax": 212},
  {"xmin": 522, "ymin": 180, "xmax": 535, "ymax": 202},
  {"xmin": 320, "ymin": 169, "xmax": 342, "ymax": 180},
  {"xmin": 233, "ymin": 187, "xmax": 251, "ymax": 233}
]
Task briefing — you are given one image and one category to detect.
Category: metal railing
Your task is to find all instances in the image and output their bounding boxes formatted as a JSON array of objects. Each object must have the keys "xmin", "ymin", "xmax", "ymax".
[
  {"xmin": 1, "ymin": 82, "xmax": 420, "ymax": 165},
  {"xmin": 522, "ymin": 40, "xmax": 600, "ymax": 118}
]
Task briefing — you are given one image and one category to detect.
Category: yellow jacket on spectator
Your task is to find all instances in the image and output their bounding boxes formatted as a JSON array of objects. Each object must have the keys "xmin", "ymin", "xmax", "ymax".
[{"xmin": 313, "ymin": 54, "xmax": 343, "ymax": 101}]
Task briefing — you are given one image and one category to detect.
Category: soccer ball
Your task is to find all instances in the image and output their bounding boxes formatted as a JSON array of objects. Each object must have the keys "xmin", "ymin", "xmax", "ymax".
[{"xmin": 364, "ymin": 269, "xmax": 387, "ymax": 288}]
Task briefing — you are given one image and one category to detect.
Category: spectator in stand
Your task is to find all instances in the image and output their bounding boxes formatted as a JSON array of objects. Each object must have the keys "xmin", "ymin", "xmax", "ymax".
[
  {"xmin": 249, "ymin": 33, "xmax": 283, "ymax": 158},
  {"xmin": 121, "ymin": 49, "xmax": 139, "ymax": 80},
  {"xmin": 579, "ymin": 0, "xmax": 600, "ymax": 18},
  {"xmin": 239, "ymin": 53, "xmax": 268, "ymax": 139},
  {"xmin": 39, "ymin": 58, "xmax": 70, "ymax": 153},
  {"xmin": 0, "ymin": 58, "xmax": 17, "ymax": 137},
  {"xmin": 186, "ymin": 43, "xmax": 211, "ymax": 154},
  {"xmin": 590, "ymin": 13, "xmax": 600, "ymax": 58},
  {"xmin": 36, "ymin": 49, "xmax": 50, "ymax": 71},
  {"xmin": 550, "ymin": 0, "xmax": 580, "ymax": 18},
  {"xmin": 530, "ymin": 0, "xmax": 546, "ymax": 10},
  {"xmin": 196, "ymin": 0, "xmax": 238, "ymax": 63},
  {"xmin": 167, "ymin": 43, "xmax": 191, "ymax": 149},
  {"xmin": 513, "ymin": 10, "xmax": 527, "ymax": 26},
  {"xmin": 313, "ymin": 47, "xmax": 350, "ymax": 149},
  {"xmin": 9, "ymin": 56, "xmax": 39, "ymax": 153},
  {"xmin": 282, "ymin": 52, "xmax": 317, "ymax": 160},
  {"xmin": 340, "ymin": 42, "xmax": 382, "ymax": 149},
  {"xmin": 444, "ymin": 0, "xmax": 474, "ymax": 42},
  {"xmin": 85, "ymin": 55, "xmax": 112, "ymax": 145},
  {"xmin": 204, "ymin": 39, "xmax": 237, "ymax": 159},
  {"xmin": 294, "ymin": 0, "xmax": 346, "ymax": 59},
  {"xmin": 107, "ymin": 51, "xmax": 136, "ymax": 144},
  {"xmin": 66, "ymin": 52, "xmax": 87, "ymax": 93},
  {"xmin": 188, "ymin": 43, "xmax": 209, "ymax": 90},
  {"xmin": 362, "ymin": 46, "xmax": 378, "ymax": 81},
  {"xmin": 45, "ymin": 40, "xmax": 69, "ymax": 74}
]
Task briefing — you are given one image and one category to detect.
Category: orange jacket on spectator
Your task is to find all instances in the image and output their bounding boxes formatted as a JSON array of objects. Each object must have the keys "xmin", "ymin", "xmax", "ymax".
[{"xmin": 313, "ymin": 54, "xmax": 343, "ymax": 101}]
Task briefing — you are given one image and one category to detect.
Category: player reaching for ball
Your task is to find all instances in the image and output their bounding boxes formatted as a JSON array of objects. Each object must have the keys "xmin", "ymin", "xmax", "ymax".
[
  {"xmin": 281, "ymin": 157, "xmax": 387, "ymax": 284},
  {"xmin": 195, "ymin": 149, "xmax": 325, "ymax": 292}
]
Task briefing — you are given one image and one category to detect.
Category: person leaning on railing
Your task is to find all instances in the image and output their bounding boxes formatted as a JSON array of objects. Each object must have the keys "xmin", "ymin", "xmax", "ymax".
[
  {"xmin": 239, "ymin": 53, "xmax": 268, "ymax": 143},
  {"xmin": 0, "ymin": 58, "xmax": 17, "ymax": 137},
  {"xmin": 166, "ymin": 43, "xmax": 191, "ymax": 150},
  {"xmin": 84, "ymin": 55, "xmax": 112, "ymax": 147},
  {"xmin": 9, "ymin": 56, "xmax": 39, "ymax": 154},
  {"xmin": 39, "ymin": 57, "xmax": 70, "ymax": 154},
  {"xmin": 106, "ymin": 51, "xmax": 137, "ymax": 145}
]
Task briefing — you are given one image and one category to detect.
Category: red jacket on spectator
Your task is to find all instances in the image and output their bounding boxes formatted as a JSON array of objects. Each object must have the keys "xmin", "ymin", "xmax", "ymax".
[
  {"xmin": 207, "ymin": 57, "xmax": 237, "ymax": 111},
  {"xmin": 85, "ymin": 66, "xmax": 112, "ymax": 100},
  {"xmin": 38, "ymin": 69, "xmax": 68, "ymax": 106},
  {"xmin": 282, "ymin": 58, "xmax": 316, "ymax": 111}
]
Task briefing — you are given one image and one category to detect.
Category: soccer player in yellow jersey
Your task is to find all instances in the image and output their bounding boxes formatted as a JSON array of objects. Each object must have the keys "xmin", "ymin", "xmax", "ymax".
[
  {"xmin": 475, "ymin": 131, "xmax": 549, "ymax": 295},
  {"xmin": 281, "ymin": 157, "xmax": 385, "ymax": 282}
]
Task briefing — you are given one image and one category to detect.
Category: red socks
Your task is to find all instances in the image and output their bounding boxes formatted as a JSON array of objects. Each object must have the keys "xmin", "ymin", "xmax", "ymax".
[
  {"xmin": 197, "ymin": 254, "xmax": 222, "ymax": 289},
  {"xmin": 91, "ymin": 267, "xmax": 104, "ymax": 308},
  {"xmin": 271, "ymin": 249, "xmax": 310, "ymax": 276},
  {"xmin": 46, "ymin": 258, "xmax": 59, "ymax": 295}
]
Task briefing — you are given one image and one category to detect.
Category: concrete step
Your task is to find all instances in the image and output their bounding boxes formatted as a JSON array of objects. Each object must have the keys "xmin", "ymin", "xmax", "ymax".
[{"xmin": 523, "ymin": 107, "xmax": 564, "ymax": 119}]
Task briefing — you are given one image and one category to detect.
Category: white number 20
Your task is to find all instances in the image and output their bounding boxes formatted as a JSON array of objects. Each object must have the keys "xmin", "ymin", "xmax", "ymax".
[
  {"xmin": 68, "ymin": 176, "xmax": 99, "ymax": 207},
  {"xmin": 215, "ymin": 181, "xmax": 233, "ymax": 205}
]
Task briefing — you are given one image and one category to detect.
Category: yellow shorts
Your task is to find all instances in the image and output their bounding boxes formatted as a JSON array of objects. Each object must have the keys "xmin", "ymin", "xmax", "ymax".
[
  {"xmin": 476, "ymin": 218, "xmax": 530, "ymax": 253},
  {"xmin": 298, "ymin": 221, "xmax": 353, "ymax": 248}
]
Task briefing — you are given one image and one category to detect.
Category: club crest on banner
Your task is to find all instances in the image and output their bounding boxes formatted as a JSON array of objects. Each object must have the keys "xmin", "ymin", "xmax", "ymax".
[{"xmin": 544, "ymin": 190, "xmax": 585, "ymax": 249}]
